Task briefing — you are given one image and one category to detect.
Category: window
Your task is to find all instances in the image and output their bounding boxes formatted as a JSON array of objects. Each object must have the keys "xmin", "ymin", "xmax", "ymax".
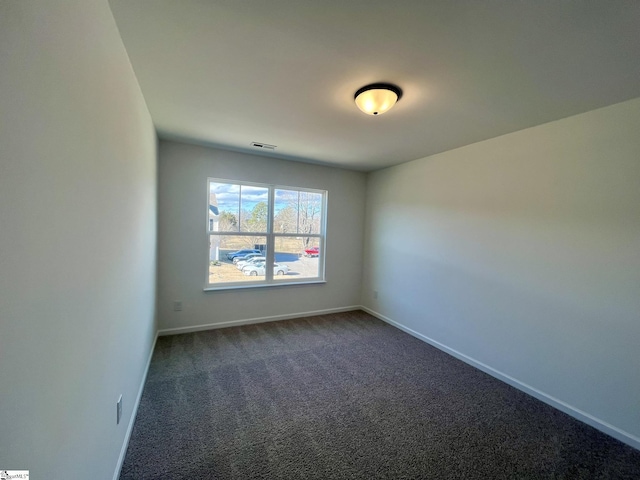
[{"xmin": 207, "ymin": 178, "xmax": 326, "ymax": 289}]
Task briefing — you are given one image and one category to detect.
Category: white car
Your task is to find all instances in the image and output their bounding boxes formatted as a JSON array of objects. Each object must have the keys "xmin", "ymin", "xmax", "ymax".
[
  {"xmin": 243, "ymin": 262, "xmax": 289, "ymax": 276},
  {"xmin": 236, "ymin": 256, "xmax": 265, "ymax": 270},
  {"xmin": 232, "ymin": 252, "xmax": 262, "ymax": 264}
]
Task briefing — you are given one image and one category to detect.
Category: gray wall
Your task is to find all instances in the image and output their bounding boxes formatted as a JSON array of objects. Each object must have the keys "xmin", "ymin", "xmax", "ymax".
[
  {"xmin": 157, "ymin": 140, "xmax": 366, "ymax": 332},
  {"xmin": 362, "ymin": 97, "xmax": 640, "ymax": 448},
  {"xmin": 0, "ymin": 1, "xmax": 158, "ymax": 478}
]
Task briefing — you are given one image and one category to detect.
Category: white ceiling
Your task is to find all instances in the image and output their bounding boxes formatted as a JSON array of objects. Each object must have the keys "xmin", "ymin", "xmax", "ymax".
[{"xmin": 109, "ymin": 0, "xmax": 640, "ymax": 171}]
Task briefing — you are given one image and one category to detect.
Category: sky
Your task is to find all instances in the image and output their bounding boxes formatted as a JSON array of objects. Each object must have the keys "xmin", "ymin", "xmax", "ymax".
[{"xmin": 209, "ymin": 182, "xmax": 322, "ymax": 215}]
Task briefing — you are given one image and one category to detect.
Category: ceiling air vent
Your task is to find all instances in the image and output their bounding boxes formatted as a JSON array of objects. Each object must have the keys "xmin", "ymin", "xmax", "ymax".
[{"xmin": 250, "ymin": 142, "xmax": 277, "ymax": 150}]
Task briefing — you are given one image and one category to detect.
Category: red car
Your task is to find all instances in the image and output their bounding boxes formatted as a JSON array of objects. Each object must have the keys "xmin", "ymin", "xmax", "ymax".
[{"xmin": 304, "ymin": 246, "xmax": 320, "ymax": 257}]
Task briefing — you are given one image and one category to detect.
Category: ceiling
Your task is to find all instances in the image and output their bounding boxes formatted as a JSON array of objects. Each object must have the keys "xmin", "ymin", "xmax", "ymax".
[{"xmin": 109, "ymin": 0, "xmax": 640, "ymax": 172}]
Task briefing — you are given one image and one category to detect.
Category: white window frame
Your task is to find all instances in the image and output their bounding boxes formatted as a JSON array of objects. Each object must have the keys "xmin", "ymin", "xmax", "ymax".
[{"xmin": 205, "ymin": 178, "xmax": 327, "ymax": 290}]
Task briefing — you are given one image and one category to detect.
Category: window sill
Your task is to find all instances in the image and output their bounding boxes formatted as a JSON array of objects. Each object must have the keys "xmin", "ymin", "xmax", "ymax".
[{"xmin": 203, "ymin": 280, "xmax": 326, "ymax": 292}]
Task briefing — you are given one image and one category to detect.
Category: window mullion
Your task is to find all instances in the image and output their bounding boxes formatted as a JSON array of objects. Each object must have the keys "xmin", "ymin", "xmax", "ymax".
[{"xmin": 265, "ymin": 186, "xmax": 275, "ymax": 281}]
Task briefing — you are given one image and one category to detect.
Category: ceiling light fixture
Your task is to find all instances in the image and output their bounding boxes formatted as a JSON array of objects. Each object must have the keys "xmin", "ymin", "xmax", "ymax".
[{"xmin": 354, "ymin": 83, "xmax": 403, "ymax": 116}]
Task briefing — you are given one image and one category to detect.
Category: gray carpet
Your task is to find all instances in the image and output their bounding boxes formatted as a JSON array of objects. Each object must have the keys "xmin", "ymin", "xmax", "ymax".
[{"xmin": 120, "ymin": 310, "xmax": 640, "ymax": 479}]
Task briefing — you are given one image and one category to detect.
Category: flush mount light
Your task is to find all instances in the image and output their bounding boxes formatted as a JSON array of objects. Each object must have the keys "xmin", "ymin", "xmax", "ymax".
[{"xmin": 354, "ymin": 83, "xmax": 403, "ymax": 116}]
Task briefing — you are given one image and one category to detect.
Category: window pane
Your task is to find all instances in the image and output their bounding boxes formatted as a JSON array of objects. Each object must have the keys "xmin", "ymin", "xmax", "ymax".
[
  {"xmin": 274, "ymin": 236, "xmax": 321, "ymax": 281},
  {"xmin": 274, "ymin": 189, "xmax": 323, "ymax": 235},
  {"xmin": 209, "ymin": 235, "xmax": 267, "ymax": 284},
  {"xmin": 274, "ymin": 189, "xmax": 299, "ymax": 233},
  {"xmin": 239, "ymin": 185, "xmax": 269, "ymax": 233},
  {"xmin": 299, "ymin": 191, "xmax": 323, "ymax": 235},
  {"xmin": 210, "ymin": 182, "xmax": 240, "ymax": 232}
]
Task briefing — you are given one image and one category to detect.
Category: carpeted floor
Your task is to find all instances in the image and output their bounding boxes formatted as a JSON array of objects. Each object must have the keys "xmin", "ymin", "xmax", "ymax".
[{"xmin": 120, "ymin": 310, "xmax": 640, "ymax": 479}]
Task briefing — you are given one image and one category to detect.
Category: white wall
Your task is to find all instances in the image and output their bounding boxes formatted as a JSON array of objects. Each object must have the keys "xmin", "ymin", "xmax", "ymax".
[
  {"xmin": 362, "ymin": 97, "xmax": 640, "ymax": 448},
  {"xmin": 157, "ymin": 140, "xmax": 366, "ymax": 331},
  {"xmin": 0, "ymin": 2, "xmax": 157, "ymax": 479}
]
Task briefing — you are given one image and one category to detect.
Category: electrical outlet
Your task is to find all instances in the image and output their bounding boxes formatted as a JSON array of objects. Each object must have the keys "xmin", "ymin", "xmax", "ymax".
[
  {"xmin": 173, "ymin": 301, "xmax": 182, "ymax": 312},
  {"xmin": 373, "ymin": 290, "xmax": 379, "ymax": 299},
  {"xmin": 117, "ymin": 395, "xmax": 123, "ymax": 425}
]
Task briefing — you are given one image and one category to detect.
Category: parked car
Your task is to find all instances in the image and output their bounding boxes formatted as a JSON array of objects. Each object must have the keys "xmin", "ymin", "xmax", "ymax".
[
  {"xmin": 243, "ymin": 262, "xmax": 289, "ymax": 276},
  {"xmin": 232, "ymin": 252, "xmax": 263, "ymax": 264},
  {"xmin": 242, "ymin": 261, "xmax": 265, "ymax": 276},
  {"xmin": 273, "ymin": 263, "xmax": 290, "ymax": 276},
  {"xmin": 304, "ymin": 246, "xmax": 320, "ymax": 257},
  {"xmin": 226, "ymin": 249, "xmax": 260, "ymax": 260},
  {"xmin": 237, "ymin": 256, "xmax": 266, "ymax": 270}
]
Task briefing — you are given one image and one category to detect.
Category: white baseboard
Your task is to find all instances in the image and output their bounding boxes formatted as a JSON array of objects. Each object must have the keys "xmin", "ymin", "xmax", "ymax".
[
  {"xmin": 112, "ymin": 331, "xmax": 159, "ymax": 480},
  {"xmin": 157, "ymin": 305, "xmax": 362, "ymax": 336},
  {"xmin": 361, "ymin": 306, "xmax": 640, "ymax": 451}
]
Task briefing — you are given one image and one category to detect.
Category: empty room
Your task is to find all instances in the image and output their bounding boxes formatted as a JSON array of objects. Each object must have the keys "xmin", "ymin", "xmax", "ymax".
[{"xmin": 1, "ymin": 1, "xmax": 639, "ymax": 479}]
